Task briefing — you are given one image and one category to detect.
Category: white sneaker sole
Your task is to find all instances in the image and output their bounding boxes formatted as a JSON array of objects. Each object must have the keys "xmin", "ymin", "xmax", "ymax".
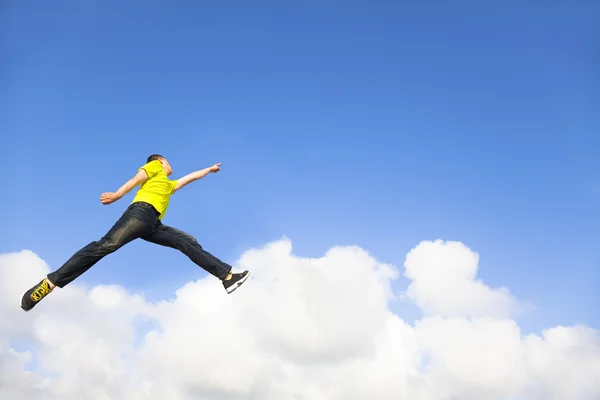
[{"xmin": 225, "ymin": 271, "xmax": 250, "ymax": 294}]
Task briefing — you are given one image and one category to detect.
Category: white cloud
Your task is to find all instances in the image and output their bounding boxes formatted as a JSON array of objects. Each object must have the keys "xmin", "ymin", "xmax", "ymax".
[
  {"xmin": 0, "ymin": 239, "xmax": 598, "ymax": 399},
  {"xmin": 403, "ymin": 240, "xmax": 520, "ymax": 319}
]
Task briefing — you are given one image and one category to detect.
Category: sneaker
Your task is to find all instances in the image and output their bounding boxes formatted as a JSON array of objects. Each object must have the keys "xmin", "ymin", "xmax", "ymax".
[
  {"xmin": 21, "ymin": 279, "xmax": 54, "ymax": 311},
  {"xmin": 223, "ymin": 271, "xmax": 250, "ymax": 294}
]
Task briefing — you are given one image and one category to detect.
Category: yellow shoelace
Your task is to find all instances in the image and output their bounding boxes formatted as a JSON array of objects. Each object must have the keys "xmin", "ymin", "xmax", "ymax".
[{"xmin": 31, "ymin": 281, "xmax": 52, "ymax": 301}]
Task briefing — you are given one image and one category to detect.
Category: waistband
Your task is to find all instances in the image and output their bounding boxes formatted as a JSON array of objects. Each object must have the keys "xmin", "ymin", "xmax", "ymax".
[{"xmin": 130, "ymin": 201, "xmax": 160, "ymax": 216}]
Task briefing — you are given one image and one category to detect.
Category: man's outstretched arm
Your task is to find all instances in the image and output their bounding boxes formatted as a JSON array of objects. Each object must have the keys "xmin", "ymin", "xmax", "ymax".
[
  {"xmin": 173, "ymin": 162, "xmax": 221, "ymax": 193},
  {"xmin": 100, "ymin": 169, "xmax": 149, "ymax": 204}
]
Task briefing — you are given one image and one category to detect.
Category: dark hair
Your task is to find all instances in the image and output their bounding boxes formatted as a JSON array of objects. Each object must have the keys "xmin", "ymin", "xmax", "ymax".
[{"xmin": 147, "ymin": 154, "xmax": 164, "ymax": 163}]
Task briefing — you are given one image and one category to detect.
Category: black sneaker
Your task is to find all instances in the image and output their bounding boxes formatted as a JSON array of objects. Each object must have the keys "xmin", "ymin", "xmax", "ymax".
[
  {"xmin": 21, "ymin": 279, "xmax": 53, "ymax": 311},
  {"xmin": 223, "ymin": 271, "xmax": 250, "ymax": 294}
]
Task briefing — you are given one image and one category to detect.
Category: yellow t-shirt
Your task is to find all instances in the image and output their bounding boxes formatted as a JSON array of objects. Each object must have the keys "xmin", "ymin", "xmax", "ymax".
[{"xmin": 132, "ymin": 160, "xmax": 178, "ymax": 219}]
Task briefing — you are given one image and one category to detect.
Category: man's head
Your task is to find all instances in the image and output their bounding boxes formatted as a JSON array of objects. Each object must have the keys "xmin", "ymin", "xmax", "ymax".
[{"xmin": 147, "ymin": 154, "xmax": 173, "ymax": 176}]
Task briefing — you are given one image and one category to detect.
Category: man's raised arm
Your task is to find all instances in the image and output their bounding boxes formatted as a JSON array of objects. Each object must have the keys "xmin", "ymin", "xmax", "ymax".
[
  {"xmin": 173, "ymin": 162, "xmax": 221, "ymax": 193},
  {"xmin": 100, "ymin": 169, "xmax": 149, "ymax": 205}
]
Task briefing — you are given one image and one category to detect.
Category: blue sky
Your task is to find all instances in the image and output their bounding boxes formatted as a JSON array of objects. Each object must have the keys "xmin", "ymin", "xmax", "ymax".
[{"xmin": 2, "ymin": 1, "xmax": 598, "ymax": 334}]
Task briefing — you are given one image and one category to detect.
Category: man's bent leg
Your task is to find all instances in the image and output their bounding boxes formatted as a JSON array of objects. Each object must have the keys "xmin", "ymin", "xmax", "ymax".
[{"xmin": 141, "ymin": 222, "xmax": 233, "ymax": 280}]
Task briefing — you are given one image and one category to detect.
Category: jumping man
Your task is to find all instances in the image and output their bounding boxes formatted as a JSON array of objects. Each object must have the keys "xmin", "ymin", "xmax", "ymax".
[{"xmin": 21, "ymin": 154, "xmax": 250, "ymax": 311}]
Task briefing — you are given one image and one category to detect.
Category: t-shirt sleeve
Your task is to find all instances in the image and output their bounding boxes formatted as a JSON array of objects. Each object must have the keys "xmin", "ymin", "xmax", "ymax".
[
  {"xmin": 139, "ymin": 160, "xmax": 162, "ymax": 179},
  {"xmin": 170, "ymin": 179, "xmax": 178, "ymax": 194}
]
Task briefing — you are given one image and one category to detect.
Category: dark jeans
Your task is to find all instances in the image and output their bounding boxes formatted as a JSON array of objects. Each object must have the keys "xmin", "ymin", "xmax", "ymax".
[{"xmin": 47, "ymin": 201, "xmax": 232, "ymax": 288}]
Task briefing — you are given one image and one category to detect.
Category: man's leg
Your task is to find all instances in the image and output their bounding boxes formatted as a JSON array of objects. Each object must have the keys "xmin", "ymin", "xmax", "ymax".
[
  {"xmin": 141, "ymin": 221, "xmax": 249, "ymax": 293},
  {"xmin": 21, "ymin": 203, "xmax": 156, "ymax": 311},
  {"xmin": 47, "ymin": 216, "xmax": 147, "ymax": 287}
]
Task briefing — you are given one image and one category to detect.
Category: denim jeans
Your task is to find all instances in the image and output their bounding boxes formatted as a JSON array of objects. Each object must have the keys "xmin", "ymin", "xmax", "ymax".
[{"xmin": 47, "ymin": 201, "xmax": 232, "ymax": 287}]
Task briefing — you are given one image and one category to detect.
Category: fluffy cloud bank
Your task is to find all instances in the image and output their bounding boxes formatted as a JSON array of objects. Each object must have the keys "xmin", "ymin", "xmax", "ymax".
[{"xmin": 0, "ymin": 239, "xmax": 598, "ymax": 399}]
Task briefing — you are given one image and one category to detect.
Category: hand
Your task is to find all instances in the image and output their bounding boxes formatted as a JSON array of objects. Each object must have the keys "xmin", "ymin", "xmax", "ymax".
[
  {"xmin": 100, "ymin": 192, "xmax": 120, "ymax": 205},
  {"xmin": 209, "ymin": 162, "xmax": 222, "ymax": 173}
]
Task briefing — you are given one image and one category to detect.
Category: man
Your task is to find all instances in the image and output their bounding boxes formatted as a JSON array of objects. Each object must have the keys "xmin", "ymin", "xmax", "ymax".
[{"xmin": 20, "ymin": 154, "xmax": 250, "ymax": 311}]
